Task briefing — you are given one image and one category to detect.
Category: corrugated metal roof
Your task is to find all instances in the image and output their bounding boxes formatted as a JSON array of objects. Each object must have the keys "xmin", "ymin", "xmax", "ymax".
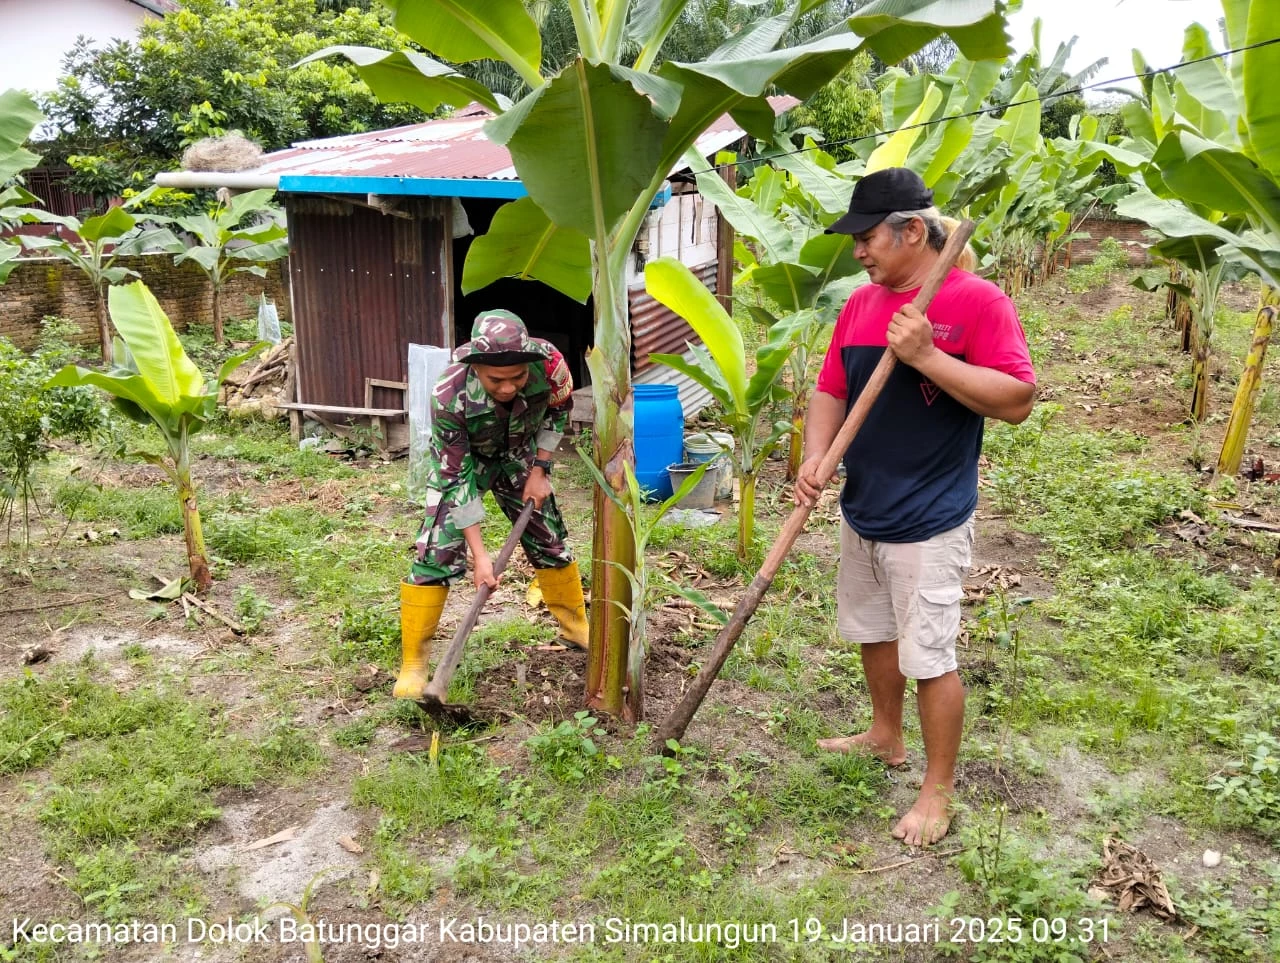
[
  {"xmin": 128, "ymin": 0, "xmax": 179, "ymax": 13},
  {"xmin": 244, "ymin": 95, "xmax": 798, "ymax": 196}
]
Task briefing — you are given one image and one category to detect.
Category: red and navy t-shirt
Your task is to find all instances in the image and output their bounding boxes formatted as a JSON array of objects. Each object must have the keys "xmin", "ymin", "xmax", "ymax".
[{"xmin": 815, "ymin": 268, "xmax": 1036, "ymax": 543}]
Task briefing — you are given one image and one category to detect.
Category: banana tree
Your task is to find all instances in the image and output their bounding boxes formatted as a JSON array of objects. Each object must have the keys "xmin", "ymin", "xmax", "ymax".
[
  {"xmin": 47, "ymin": 282, "xmax": 261, "ymax": 591},
  {"xmin": 314, "ymin": 0, "xmax": 1011, "ymax": 721},
  {"xmin": 576, "ymin": 457, "xmax": 725, "ymax": 720},
  {"xmin": 646, "ymin": 255, "xmax": 805, "ymax": 560},
  {"xmin": 15, "ymin": 191, "xmax": 174, "ymax": 366},
  {"xmin": 694, "ymin": 144, "xmax": 861, "ymax": 479},
  {"xmin": 149, "ymin": 188, "xmax": 289, "ymax": 344},
  {"xmin": 1122, "ymin": 202, "xmax": 1242, "ymax": 424},
  {"xmin": 0, "ymin": 89, "xmax": 44, "ymax": 283},
  {"xmin": 1120, "ymin": 4, "xmax": 1280, "ymax": 451}
]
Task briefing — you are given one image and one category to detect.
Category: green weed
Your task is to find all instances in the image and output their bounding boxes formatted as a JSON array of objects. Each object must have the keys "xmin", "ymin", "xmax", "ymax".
[
  {"xmin": 70, "ymin": 842, "xmax": 207, "ymax": 923},
  {"xmin": 206, "ymin": 505, "xmax": 338, "ymax": 564},
  {"xmin": 334, "ymin": 602, "xmax": 399, "ymax": 666},
  {"xmin": 333, "ymin": 718, "xmax": 378, "ymax": 750},
  {"xmin": 1176, "ymin": 877, "xmax": 1268, "ymax": 962},
  {"xmin": 526, "ymin": 711, "xmax": 614, "ymax": 784},
  {"xmin": 354, "ymin": 744, "xmax": 509, "ymax": 834},
  {"xmin": 0, "ymin": 670, "xmax": 184, "ymax": 775},
  {"xmin": 40, "ymin": 703, "xmax": 260, "ymax": 847},
  {"xmin": 933, "ymin": 814, "xmax": 1103, "ymax": 962},
  {"xmin": 194, "ymin": 421, "xmax": 355, "ymax": 481},
  {"xmin": 1064, "ymin": 236, "xmax": 1129, "ymax": 293},
  {"xmin": 233, "ymin": 584, "xmax": 273, "ymax": 635},
  {"xmin": 1207, "ymin": 730, "xmax": 1280, "ymax": 837}
]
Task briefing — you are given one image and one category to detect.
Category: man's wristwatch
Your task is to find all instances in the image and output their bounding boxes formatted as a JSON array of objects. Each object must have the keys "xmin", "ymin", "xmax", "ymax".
[{"xmin": 533, "ymin": 458, "xmax": 553, "ymax": 475}]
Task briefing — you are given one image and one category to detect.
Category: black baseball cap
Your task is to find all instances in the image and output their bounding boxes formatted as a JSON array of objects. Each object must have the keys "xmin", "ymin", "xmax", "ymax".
[{"xmin": 826, "ymin": 167, "xmax": 934, "ymax": 236}]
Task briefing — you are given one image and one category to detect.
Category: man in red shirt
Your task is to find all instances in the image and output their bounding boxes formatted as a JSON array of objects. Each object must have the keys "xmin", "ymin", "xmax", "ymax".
[{"xmin": 795, "ymin": 168, "xmax": 1036, "ymax": 847}]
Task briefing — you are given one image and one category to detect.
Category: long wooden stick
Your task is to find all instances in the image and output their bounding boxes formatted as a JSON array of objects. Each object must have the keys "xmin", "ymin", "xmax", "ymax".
[
  {"xmin": 182, "ymin": 592, "xmax": 246, "ymax": 634},
  {"xmin": 420, "ymin": 498, "xmax": 536, "ymax": 707},
  {"xmin": 654, "ymin": 221, "xmax": 976, "ymax": 747}
]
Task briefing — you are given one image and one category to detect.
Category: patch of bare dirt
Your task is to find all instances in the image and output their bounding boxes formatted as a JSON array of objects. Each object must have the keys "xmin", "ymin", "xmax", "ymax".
[
  {"xmin": 196, "ymin": 798, "xmax": 368, "ymax": 907},
  {"xmin": 0, "ymin": 793, "xmax": 81, "ymax": 935}
]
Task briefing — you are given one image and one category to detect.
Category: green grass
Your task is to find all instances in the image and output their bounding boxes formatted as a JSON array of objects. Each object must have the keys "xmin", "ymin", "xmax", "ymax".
[
  {"xmin": 52, "ymin": 478, "xmax": 183, "ymax": 538},
  {"xmin": 205, "ymin": 503, "xmax": 340, "ymax": 564},
  {"xmin": 2, "ymin": 664, "xmax": 325, "ymax": 924},
  {"xmin": 1063, "ymin": 237, "xmax": 1129, "ymax": 293},
  {"xmin": 0, "ymin": 669, "xmax": 187, "ymax": 775},
  {"xmin": 193, "ymin": 418, "xmax": 358, "ymax": 481}
]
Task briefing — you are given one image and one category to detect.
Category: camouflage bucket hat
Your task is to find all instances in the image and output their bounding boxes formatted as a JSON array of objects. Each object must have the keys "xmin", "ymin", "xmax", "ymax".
[{"xmin": 453, "ymin": 309, "xmax": 549, "ymax": 365}]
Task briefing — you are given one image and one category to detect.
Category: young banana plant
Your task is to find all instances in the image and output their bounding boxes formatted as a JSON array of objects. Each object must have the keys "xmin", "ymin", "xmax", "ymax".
[
  {"xmin": 645, "ymin": 256, "xmax": 805, "ymax": 561},
  {"xmin": 47, "ymin": 282, "xmax": 262, "ymax": 591}
]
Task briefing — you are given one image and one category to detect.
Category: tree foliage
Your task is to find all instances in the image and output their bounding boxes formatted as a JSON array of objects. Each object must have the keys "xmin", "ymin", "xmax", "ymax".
[
  {"xmin": 788, "ymin": 54, "xmax": 881, "ymax": 161},
  {"xmin": 39, "ymin": 0, "xmax": 426, "ymax": 199}
]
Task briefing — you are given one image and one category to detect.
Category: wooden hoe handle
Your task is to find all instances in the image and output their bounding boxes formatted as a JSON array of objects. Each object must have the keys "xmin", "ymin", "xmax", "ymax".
[
  {"xmin": 653, "ymin": 221, "xmax": 977, "ymax": 748},
  {"xmin": 421, "ymin": 498, "xmax": 536, "ymax": 705}
]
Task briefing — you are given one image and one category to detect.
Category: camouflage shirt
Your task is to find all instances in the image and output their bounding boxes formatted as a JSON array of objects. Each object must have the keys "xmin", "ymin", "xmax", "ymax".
[{"xmin": 426, "ymin": 343, "xmax": 573, "ymax": 529}]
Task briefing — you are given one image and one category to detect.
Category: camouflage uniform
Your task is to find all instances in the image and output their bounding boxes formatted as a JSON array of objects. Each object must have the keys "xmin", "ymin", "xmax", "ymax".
[{"xmin": 410, "ymin": 311, "xmax": 575, "ymax": 585}]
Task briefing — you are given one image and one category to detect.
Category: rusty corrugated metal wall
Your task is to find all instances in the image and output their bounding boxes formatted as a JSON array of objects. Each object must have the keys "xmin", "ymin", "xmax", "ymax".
[
  {"xmin": 286, "ymin": 196, "xmax": 452, "ymax": 409},
  {"xmin": 629, "ymin": 260, "xmax": 717, "ymax": 418},
  {"xmin": 629, "ymin": 260, "xmax": 716, "ymax": 375}
]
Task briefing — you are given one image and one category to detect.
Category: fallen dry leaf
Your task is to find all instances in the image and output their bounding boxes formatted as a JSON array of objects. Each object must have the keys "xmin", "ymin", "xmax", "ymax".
[
  {"xmin": 337, "ymin": 835, "xmax": 363, "ymax": 854},
  {"xmin": 1089, "ymin": 836, "xmax": 1176, "ymax": 921},
  {"xmin": 243, "ymin": 825, "xmax": 300, "ymax": 852},
  {"xmin": 964, "ymin": 565, "xmax": 1023, "ymax": 601}
]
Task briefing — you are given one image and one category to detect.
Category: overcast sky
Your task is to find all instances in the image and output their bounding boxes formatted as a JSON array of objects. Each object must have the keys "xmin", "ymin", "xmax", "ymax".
[{"xmin": 1004, "ymin": 0, "xmax": 1229, "ymax": 96}]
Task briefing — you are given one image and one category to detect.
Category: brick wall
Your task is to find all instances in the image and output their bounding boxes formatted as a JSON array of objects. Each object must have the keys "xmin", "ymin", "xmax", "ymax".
[
  {"xmin": 0, "ymin": 254, "xmax": 291, "ymax": 351},
  {"xmin": 1067, "ymin": 216, "xmax": 1152, "ymax": 266}
]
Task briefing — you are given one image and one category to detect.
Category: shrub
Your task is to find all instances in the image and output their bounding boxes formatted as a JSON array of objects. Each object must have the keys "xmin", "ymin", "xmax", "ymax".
[
  {"xmin": 1065, "ymin": 236, "xmax": 1130, "ymax": 293},
  {"xmin": 0, "ymin": 319, "xmax": 108, "ymax": 543}
]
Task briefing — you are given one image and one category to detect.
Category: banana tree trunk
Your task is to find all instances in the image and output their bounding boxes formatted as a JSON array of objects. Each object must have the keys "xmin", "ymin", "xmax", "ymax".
[
  {"xmin": 1168, "ymin": 266, "xmax": 1193, "ymax": 352},
  {"xmin": 738, "ymin": 471, "xmax": 757, "ymax": 562},
  {"xmin": 211, "ymin": 282, "xmax": 224, "ymax": 344},
  {"xmin": 786, "ymin": 403, "xmax": 805, "ymax": 481},
  {"xmin": 1217, "ymin": 284, "xmax": 1280, "ymax": 475},
  {"xmin": 176, "ymin": 446, "xmax": 212, "ymax": 592},
  {"xmin": 1189, "ymin": 329, "xmax": 1210, "ymax": 424},
  {"xmin": 96, "ymin": 287, "xmax": 113, "ymax": 365},
  {"xmin": 584, "ymin": 243, "xmax": 638, "ymax": 721},
  {"xmin": 786, "ymin": 374, "xmax": 811, "ymax": 481}
]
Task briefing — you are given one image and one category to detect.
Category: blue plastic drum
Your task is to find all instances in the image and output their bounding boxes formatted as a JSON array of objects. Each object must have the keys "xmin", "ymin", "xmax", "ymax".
[{"xmin": 633, "ymin": 384, "xmax": 684, "ymax": 501}]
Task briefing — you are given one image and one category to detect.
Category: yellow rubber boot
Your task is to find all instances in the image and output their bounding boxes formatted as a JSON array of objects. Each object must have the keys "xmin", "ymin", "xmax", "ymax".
[
  {"xmin": 392, "ymin": 581, "xmax": 448, "ymax": 699},
  {"xmin": 535, "ymin": 562, "xmax": 590, "ymax": 650}
]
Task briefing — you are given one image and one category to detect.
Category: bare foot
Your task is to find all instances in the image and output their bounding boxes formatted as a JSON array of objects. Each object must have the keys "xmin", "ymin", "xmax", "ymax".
[
  {"xmin": 892, "ymin": 787, "xmax": 953, "ymax": 847},
  {"xmin": 815, "ymin": 732, "xmax": 907, "ymax": 767}
]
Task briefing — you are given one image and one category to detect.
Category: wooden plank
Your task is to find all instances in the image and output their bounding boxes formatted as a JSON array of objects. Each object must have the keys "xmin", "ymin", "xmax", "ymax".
[
  {"xmin": 276, "ymin": 402, "xmax": 405, "ymax": 417},
  {"xmin": 364, "ymin": 377, "xmax": 408, "ymax": 409}
]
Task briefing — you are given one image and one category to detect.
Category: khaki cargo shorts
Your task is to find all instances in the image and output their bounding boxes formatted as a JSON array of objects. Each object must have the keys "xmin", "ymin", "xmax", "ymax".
[{"xmin": 837, "ymin": 516, "xmax": 974, "ymax": 679}]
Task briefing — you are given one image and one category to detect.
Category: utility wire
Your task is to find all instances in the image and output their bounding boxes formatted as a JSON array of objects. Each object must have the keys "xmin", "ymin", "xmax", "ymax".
[{"xmin": 680, "ymin": 34, "xmax": 1280, "ymax": 179}]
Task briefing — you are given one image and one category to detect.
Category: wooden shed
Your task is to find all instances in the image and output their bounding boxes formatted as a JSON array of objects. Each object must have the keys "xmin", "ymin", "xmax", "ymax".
[{"xmin": 157, "ymin": 99, "xmax": 796, "ymax": 437}]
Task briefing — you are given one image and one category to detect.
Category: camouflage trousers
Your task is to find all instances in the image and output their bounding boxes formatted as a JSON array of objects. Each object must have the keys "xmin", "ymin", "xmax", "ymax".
[{"xmin": 409, "ymin": 458, "xmax": 573, "ymax": 585}]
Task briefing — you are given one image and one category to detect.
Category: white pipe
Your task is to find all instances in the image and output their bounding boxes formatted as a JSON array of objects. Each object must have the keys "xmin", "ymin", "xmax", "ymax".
[{"xmin": 154, "ymin": 171, "xmax": 280, "ymax": 190}]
